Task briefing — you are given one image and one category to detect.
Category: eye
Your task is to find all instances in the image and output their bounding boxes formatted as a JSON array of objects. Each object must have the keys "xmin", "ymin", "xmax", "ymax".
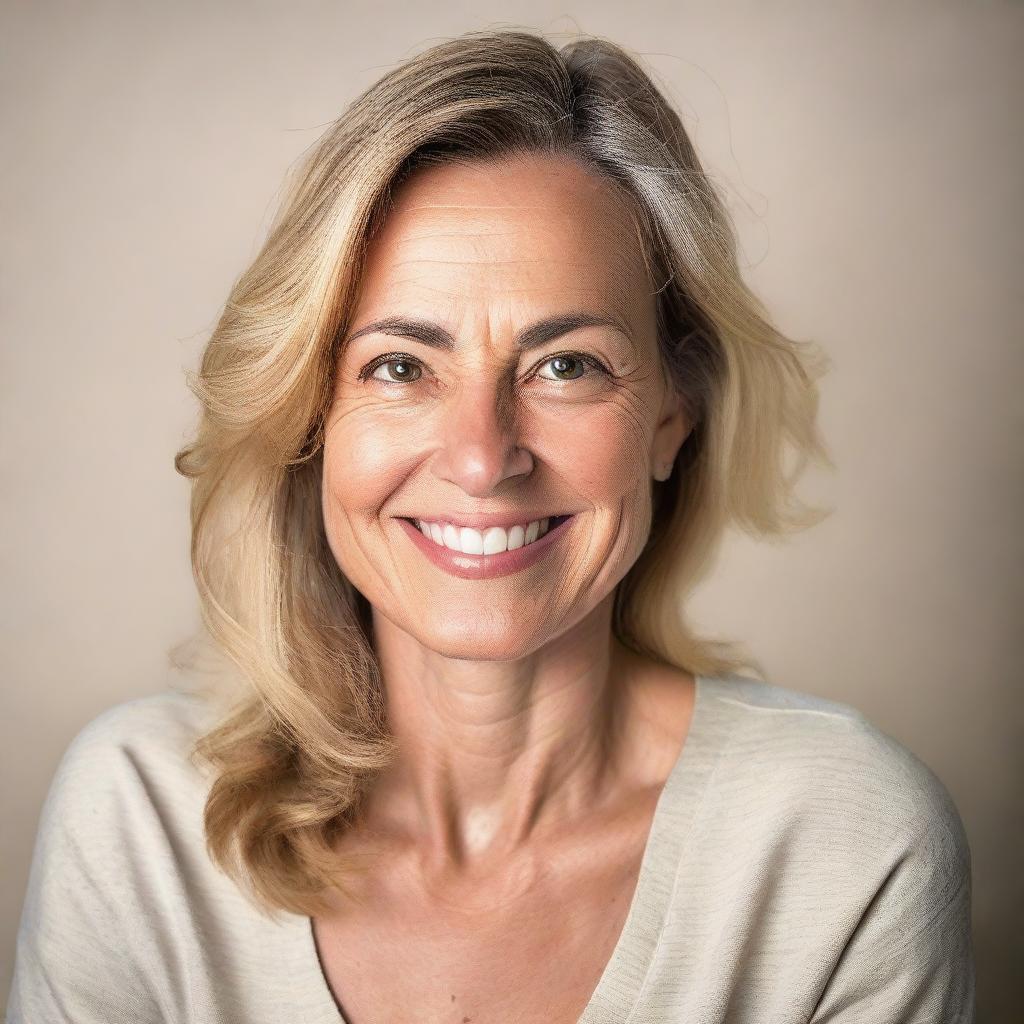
[
  {"xmin": 535, "ymin": 352, "xmax": 609, "ymax": 382},
  {"xmin": 361, "ymin": 353, "xmax": 424, "ymax": 384}
]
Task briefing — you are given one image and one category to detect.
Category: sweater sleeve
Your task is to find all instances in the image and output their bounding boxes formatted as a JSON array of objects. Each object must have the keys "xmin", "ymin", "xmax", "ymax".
[
  {"xmin": 6, "ymin": 706, "xmax": 187, "ymax": 1023},
  {"xmin": 809, "ymin": 799, "xmax": 976, "ymax": 1024}
]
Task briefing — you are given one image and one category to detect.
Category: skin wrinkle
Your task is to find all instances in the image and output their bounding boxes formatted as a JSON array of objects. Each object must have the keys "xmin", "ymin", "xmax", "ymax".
[{"xmin": 319, "ymin": 151, "xmax": 691, "ymax": 880}]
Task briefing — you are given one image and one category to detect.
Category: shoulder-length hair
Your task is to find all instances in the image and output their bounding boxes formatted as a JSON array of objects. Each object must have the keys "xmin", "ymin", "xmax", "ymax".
[{"xmin": 173, "ymin": 28, "xmax": 833, "ymax": 917}]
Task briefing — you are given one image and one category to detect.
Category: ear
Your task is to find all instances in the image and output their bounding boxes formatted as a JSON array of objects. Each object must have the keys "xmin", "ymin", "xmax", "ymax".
[{"xmin": 651, "ymin": 383, "xmax": 691, "ymax": 480}]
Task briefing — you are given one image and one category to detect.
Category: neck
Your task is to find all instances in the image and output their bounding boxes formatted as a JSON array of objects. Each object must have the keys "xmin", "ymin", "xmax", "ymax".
[{"xmin": 357, "ymin": 594, "xmax": 640, "ymax": 870}]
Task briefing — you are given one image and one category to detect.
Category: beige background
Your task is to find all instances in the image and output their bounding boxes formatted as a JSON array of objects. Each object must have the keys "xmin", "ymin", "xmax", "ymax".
[{"xmin": 2, "ymin": 0, "xmax": 1020, "ymax": 1016}]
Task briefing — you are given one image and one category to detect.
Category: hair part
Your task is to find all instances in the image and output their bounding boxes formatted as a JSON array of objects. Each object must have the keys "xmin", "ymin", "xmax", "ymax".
[{"xmin": 173, "ymin": 28, "xmax": 833, "ymax": 918}]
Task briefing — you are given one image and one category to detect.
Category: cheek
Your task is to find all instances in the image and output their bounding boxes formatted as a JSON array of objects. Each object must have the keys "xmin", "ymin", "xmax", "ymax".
[
  {"xmin": 546, "ymin": 406, "xmax": 651, "ymax": 506},
  {"xmin": 548, "ymin": 407, "xmax": 656, "ymax": 571},
  {"xmin": 322, "ymin": 409, "xmax": 408, "ymax": 514},
  {"xmin": 319, "ymin": 410, "xmax": 412, "ymax": 582}
]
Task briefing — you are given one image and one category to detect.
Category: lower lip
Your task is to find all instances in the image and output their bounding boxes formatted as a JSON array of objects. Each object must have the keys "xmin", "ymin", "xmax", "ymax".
[{"xmin": 395, "ymin": 516, "xmax": 575, "ymax": 580}]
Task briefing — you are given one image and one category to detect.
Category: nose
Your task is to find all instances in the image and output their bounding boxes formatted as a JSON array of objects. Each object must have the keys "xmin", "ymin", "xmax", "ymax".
[{"xmin": 433, "ymin": 376, "xmax": 534, "ymax": 496}]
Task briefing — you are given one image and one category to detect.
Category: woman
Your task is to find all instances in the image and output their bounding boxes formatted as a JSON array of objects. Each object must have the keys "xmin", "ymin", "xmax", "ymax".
[{"xmin": 9, "ymin": 29, "xmax": 974, "ymax": 1024}]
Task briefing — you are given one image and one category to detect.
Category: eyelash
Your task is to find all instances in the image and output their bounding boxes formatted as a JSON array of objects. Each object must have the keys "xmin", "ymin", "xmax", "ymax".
[{"xmin": 358, "ymin": 351, "xmax": 611, "ymax": 384}]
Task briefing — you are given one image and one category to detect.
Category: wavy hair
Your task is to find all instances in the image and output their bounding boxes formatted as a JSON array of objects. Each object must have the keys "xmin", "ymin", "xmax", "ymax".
[{"xmin": 173, "ymin": 28, "xmax": 833, "ymax": 918}]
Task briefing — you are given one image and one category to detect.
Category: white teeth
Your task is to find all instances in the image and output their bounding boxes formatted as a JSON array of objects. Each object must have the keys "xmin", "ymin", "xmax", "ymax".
[
  {"xmin": 459, "ymin": 527, "xmax": 484, "ymax": 555},
  {"xmin": 414, "ymin": 516, "xmax": 559, "ymax": 554},
  {"xmin": 482, "ymin": 527, "xmax": 506, "ymax": 555}
]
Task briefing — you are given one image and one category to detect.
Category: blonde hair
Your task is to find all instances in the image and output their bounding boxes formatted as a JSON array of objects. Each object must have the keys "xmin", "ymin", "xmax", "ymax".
[{"xmin": 173, "ymin": 28, "xmax": 833, "ymax": 918}]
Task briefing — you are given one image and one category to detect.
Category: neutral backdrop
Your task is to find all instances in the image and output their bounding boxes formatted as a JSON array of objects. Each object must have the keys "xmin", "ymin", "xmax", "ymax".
[{"xmin": 2, "ymin": 0, "xmax": 1020, "ymax": 1017}]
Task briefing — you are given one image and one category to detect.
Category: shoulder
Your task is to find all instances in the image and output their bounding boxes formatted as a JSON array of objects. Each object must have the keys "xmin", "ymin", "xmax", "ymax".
[
  {"xmin": 61, "ymin": 684, "xmax": 214, "ymax": 749},
  {"xmin": 698, "ymin": 673, "xmax": 971, "ymax": 870},
  {"xmin": 60, "ymin": 686, "xmax": 213, "ymax": 760},
  {"xmin": 28, "ymin": 688, "xmax": 220, "ymax": 885},
  {"xmin": 9, "ymin": 690, "xmax": 225, "ymax": 1021},
  {"xmin": 44, "ymin": 688, "xmax": 215, "ymax": 816},
  {"xmin": 697, "ymin": 673, "xmax": 974, "ymax": 1005}
]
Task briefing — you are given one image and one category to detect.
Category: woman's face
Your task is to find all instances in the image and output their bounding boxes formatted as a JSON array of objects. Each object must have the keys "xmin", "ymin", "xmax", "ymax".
[{"xmin": 322, "ymin": 151, "xmax": 688, "ymax": 659}]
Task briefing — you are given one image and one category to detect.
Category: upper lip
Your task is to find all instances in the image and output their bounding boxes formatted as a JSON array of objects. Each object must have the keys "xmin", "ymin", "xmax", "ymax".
[{"xmin": 399, "ymin": 512, "xmax": 573, "ymax": 531}]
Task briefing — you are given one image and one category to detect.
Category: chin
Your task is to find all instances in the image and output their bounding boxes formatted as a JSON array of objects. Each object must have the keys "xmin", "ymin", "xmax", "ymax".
[{"xmin": 410, "ymin": 609, "xmax": 551, "ymax": 662}]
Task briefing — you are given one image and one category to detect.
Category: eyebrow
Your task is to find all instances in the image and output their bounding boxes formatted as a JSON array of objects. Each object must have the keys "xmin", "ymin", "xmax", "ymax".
[{"xmin": 343, "ymin": 311, "xmax": 634, "ymax": 353}]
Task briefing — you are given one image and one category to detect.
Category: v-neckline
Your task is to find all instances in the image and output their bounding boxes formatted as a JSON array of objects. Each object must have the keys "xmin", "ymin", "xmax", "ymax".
[
  {"xmin": 295, "ymin": 673, "xmax": 722, "ymax": 1024},
  {"xmin": 575, "ymin": 671, "xmax": 719, "ymax": 1022}
]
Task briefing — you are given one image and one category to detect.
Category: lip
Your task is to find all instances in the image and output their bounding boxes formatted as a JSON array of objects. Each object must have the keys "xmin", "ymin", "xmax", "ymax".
[{"xmin": 395, "ymin": 514, "xmax": 575, "ymax": 580}]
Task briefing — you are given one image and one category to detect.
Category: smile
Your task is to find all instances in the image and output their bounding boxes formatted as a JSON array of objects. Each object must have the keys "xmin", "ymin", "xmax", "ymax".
[
  {"xmin": 396, "ymin": 514, "xmax": 574, "ymax": 580},
  {"xmin": 411, "ymin": 515, "xmax": 570, "ymax": 554}
]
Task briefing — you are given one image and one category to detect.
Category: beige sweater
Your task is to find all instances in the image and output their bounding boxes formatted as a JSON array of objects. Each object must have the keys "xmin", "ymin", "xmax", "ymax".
[{"xmin": 7, "ymin": 674, "xmax": 975, "ymax": 1023}]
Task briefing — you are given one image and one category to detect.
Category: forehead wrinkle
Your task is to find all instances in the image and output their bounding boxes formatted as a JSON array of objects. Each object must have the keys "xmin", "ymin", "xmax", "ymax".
[
  {"xmin": 384, "ymin": 236, "xmax": 603, "ymax": 269},
  {"xmin": 389, "ymin": 232, "xmax": 622, "ymax": 257},
  {"xmin": 386, "ymin": 258, "xmax": 600, "ymax": 269},
  {"xmin": 398, "ymin": 211, "xmax": 626, "ymax": 233},
  {"xmin": 387, "ymin": 201, "xmax": 628, "ymax": 237},
  {"xmin": 392, "ymin": 199, "xmax": 612, "ymax": 214},
  {"xmin": 378, "ymin": 274, "xmax": 642, "ymax": 309},
  {"xmin": 392, "ymin": 227, "xmax": 523, "ymax": 243},
  {"xmin": 382, "ymin": 233, "xmax": 632, "ymax": 272},
  {"xmin": 394, "ymin": 202, "xmax": 569, "ymax": 211}
]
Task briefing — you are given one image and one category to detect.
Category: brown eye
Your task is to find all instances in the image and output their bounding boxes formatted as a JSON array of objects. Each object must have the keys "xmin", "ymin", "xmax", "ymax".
[
  {"xmin": 536, "ymin": 353, "xmax": 607, "ymax": 382},
  {"xmin": 367, "ymin": 357, "xmax": 423, "ymax": 383}
]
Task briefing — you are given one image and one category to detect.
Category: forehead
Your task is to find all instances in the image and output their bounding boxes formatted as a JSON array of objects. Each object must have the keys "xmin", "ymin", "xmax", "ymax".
[{"xmin": 354, "ymin": 153, "xmax": 653, "ymax": 318}]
